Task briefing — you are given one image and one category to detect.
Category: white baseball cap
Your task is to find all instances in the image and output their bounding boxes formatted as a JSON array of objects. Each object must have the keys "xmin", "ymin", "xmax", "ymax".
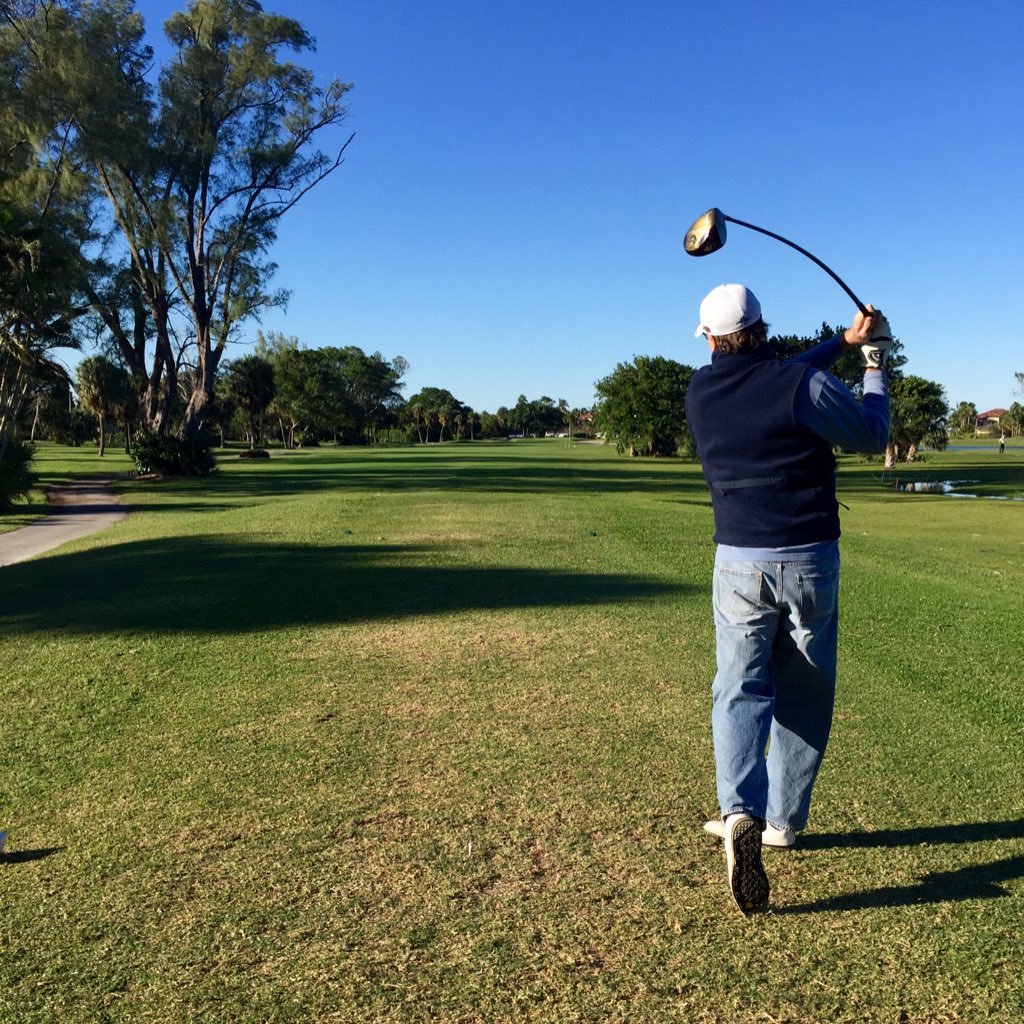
[{"xmin": 694, "ymin": 284, "xmax": 762, "ymax": 338}]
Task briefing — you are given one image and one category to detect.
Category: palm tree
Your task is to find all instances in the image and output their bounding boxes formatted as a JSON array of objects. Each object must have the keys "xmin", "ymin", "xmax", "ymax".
[
  {"xmin": 437, "ymin": 402, "xmax": 453, "ymax": 442},
  {"xmin": 948, "ymin": 401, "xmax": 977, "ymax": 438},
  {"xmin": 406, "ymin": 398, "xmax": 425, "ymax": 443},
  {"xmin": 75, "ymin": 357, "xmax": 109, "ymax": 456},
  {"xmin": 558, "ymin": 398, "xmax": 573, "ymax": 444},
  {"xmin": 225, "ymin": 355, "xmax": 276, "ymax": 449},
  {"xmin": 76, "ymin": 356, "xmax": 132, "ymax": 456},
  {"xmin": 885, "ymin": 376, "xmax": 948, "ymax": 467}
]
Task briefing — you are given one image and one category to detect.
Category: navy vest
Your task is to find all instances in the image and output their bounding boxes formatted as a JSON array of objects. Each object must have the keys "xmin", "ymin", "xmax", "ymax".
[{"xmin": 685, "ymin": 346, "xmax": 840, "ymax": 546}]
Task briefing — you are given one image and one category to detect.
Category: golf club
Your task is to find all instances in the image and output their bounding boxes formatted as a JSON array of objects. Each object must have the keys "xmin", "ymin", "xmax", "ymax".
[{"xmin": 684, "ymin": 207, "xmax": 868, "ymax": 316}]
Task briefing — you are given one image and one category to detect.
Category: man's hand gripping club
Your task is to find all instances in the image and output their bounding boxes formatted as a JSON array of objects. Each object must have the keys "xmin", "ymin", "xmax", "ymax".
[{"xmin": 844, "ymin": 305, "xmax": 893, "ymax": 370}]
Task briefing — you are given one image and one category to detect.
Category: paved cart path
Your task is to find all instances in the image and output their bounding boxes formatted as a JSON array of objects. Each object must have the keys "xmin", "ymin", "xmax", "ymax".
[{"xmin": 0, "ymin": 480, "xmax": 127, "ymax": 567}]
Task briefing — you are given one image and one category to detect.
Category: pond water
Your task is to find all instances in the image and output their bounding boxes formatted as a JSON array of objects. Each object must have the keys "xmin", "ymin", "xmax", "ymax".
[
  {"xmin": 895, "ymin": 479, "xmax": 1024, "ymax": 500},
  {"xmin": 939, "ymin": 445, "xmax": 1012, "ymax": 454}
]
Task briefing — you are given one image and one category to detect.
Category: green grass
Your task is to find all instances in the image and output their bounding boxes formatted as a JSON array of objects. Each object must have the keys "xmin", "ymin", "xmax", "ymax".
[{"xmin": 1, "ymin": 440, "xmax": 1022, "ymax": 1022}]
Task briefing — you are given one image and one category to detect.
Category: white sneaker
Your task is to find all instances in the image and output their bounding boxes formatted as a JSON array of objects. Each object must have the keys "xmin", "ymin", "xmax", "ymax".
[
  {"xmin": 704, "ymin": 818, "xmax": 796, "ymax": 849},
  {"xmin": 724, "ymin": 814, "xmax": 769, "ymax": 915}
]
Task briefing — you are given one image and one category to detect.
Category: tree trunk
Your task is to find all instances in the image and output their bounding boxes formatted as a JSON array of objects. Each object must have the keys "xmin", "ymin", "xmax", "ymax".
[
  {"xmin": 884, "ymin": 443, "xmax": 897, "ymax": 469},
  {"xmin": 179, "ymin": 315, "xmax": 220, "ymax": 442},
  {"xmin": 145, "ymin": 315, "xmax": 177, "ymax": 435},
  {"xmin": 906, "ymin": 442, "xmax": 919, "ymax": 462},
  {"xmin": 98, "ymin": 412, "xmax": 106, "ymax": 456}
]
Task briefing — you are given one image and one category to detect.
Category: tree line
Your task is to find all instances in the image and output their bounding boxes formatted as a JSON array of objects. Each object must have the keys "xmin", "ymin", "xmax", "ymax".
[
  {"xmin": 13, "ymin": 305, "xmax": 1016, "ymax": 500},
  {"xmin": 203, "ymin": 335, "xmax": 590, "ymax": 450},
  {"xmin": 15, "ymin": 328, "xmax": 593, "ymax": 458}
]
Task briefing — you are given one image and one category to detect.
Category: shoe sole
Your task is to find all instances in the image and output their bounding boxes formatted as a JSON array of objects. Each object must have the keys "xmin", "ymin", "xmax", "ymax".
[
  {"xmin": 728, "ymin": 817, "xmax": 770, "ymax": 915},
  {"xmin": 704, "ymin": 819, "xmax": 796, "ymax": 849}
]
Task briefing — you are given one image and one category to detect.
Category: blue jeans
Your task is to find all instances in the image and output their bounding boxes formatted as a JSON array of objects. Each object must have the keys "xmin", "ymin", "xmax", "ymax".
[{"xmin": 711, "ymin": 550, "xmax": 840, "ymax": 831}]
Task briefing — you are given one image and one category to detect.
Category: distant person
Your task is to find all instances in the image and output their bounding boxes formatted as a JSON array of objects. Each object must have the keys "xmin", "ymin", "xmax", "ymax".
[
  {"xmin": 685, "ymin": 284, "xmax": 891, "ymax": 915},
  {"xmin": 999, "ymin": 433, "xmax": 1006, "ymax": 454}
]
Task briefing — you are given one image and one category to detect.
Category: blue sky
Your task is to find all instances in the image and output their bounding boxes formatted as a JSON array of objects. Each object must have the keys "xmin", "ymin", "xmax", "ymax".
[{"xmin": 131, "ymin": 0, "xmax": 1023, "ymax": 414}]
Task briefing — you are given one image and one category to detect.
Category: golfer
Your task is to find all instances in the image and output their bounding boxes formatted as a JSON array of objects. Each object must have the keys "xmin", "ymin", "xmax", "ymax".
[{"xmin": 684, "ymin": 284, "xmax": 892, "ymax": 914}]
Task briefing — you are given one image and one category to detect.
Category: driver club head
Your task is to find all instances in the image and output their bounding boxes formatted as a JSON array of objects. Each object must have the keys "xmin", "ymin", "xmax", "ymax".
[{"xmin": 684, "ymin": 207, "xmax": 727, "ymax": 256}]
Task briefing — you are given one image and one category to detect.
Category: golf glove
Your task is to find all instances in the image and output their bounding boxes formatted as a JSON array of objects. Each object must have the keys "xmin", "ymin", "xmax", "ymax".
[{"xmin": 861, "ymin": 315, "xmax": 893, "ymax": 369}]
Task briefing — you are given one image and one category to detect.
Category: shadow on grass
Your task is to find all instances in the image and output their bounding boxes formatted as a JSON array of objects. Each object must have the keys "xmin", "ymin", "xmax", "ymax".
[
  {"xmin": 800, "ymin": 818, "xmax": 1024, "ymax": 850},
  {"xmin": 0, "ymin": 536, "xmax": 692, "ymax": 636},
  {"xmin": 780, "ymin": 855, "xmax": 1024, "ymax": 913},
  {"xmin": 1, "ymin": 847, "xmax": 64, "ymax": 865},
  {"xmin": 780, "ymin": 818, "xmax": 1024, "ymax": 913}
]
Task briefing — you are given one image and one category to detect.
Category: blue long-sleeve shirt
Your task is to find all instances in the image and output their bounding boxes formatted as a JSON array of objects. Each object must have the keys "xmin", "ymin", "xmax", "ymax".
[
  {"xmin": 789, "ymin": 335, "xmax": 890, "ymax": 454},
  {"xmin": 717, "ymin": 336, "xmax": 890, "ymax": 562}
]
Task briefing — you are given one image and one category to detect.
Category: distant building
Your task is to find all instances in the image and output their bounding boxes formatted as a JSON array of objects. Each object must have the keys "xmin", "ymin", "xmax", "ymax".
[{"xmin": 975, "ymin": 408, "xmax": 1007, "ymax": 435}]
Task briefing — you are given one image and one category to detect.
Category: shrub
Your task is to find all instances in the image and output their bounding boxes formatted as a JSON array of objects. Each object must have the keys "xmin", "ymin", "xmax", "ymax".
[
  {"xmin": 376, "ymin": 427, "xmax": 416, "ymax": 444},
  {"xmin": 238, "ymin": 448, "xmax": 270, "ymax": 459},
  {"xmin": 130, "ymin": 430, "xmax": 217, "ymax": 476},
  {"xmin": 40, "ymin": 408, "xmax": 95, "ymax": 447},
  {"xmin": 0, "ymin": 439, "xmax": 36, "ymax": 509},
  {"xmin": 679, "ymin": 431, "xmax": 700, "ymax": 462}
]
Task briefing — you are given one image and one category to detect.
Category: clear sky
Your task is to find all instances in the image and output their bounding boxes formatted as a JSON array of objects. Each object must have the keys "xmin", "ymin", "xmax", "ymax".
[{"xmin": 130, "ymin": 0, "xmax": 1023, "ymax": 414}]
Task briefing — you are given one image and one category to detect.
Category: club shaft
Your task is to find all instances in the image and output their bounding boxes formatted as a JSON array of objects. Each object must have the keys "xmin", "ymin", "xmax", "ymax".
[{"xmin": 723, "ymin": 216, "xmax": 868, "ymax": 316}]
